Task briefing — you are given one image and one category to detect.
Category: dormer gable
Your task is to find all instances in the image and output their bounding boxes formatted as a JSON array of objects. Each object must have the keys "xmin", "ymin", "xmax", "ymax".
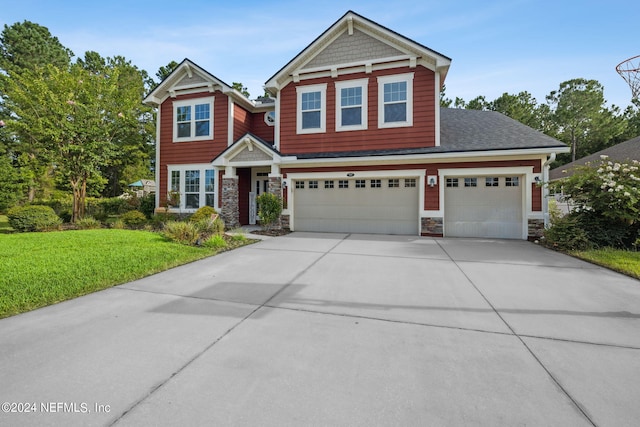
[
  {"xmin": 264, "ymin": 10, "xmax": 451, "ymax": 93},
  {"xmin": 143, "ymin": 58, "xmax": 254, "ymax": 110}
]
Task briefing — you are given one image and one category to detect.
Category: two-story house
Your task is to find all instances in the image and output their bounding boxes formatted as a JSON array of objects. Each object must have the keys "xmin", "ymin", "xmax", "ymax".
[{"xmin": 143, "ymin": 10, "xmax": 569, "ymax": 240}]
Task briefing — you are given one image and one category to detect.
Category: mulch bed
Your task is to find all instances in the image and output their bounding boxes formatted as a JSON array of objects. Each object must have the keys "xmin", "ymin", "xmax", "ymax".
[{"xmin": 250, "ymin": 228, "xmax": 292, "ymax": 237}]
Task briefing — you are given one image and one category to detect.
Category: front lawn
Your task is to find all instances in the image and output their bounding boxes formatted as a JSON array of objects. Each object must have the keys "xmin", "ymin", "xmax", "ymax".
[
  {"xmin": 0, "ymin": 229, "xmax": 254, "ymax": 318},
  {"xmin": 572, "ymin": 248, "xmax": 640, "ymax": 280}
]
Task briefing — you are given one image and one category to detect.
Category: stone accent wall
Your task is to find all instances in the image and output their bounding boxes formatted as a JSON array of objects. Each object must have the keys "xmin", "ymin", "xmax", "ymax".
[
  {"xmin": 528, "ymin": 219, "xmax": 545, "ymax": 240},
  {"xmin": 421, "ymin": 217, "xmax": 443, "ymax": 237},
  {"xmin": 268, "ymin": 176, "xmax": 283, "ymax": 230},
  {"xmin": 221, "ymin": 177, "xmax": 239, "ymax": 229},
  {"xmin": 281, "ymin": 214, "xmax": 290, "ymax": 230}
]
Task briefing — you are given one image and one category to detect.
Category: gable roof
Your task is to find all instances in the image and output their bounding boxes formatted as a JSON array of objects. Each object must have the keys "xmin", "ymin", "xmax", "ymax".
[
  {"xmin": 143, "ymin": 58, "xmax": 255, "ymax": 110},
  {"xmin": 211, "ymin": 133, "xmax": 281, "ymax": 165},
  {"xmin": 549, "ymin": 135, "xmax": 640, "ymax": 180},
  {"xmin": 292, "ymin": 108, "xmax": 568, "ymax": 159},
  {"xmin": 264, "ymin": 10, "xmax": 451, "ymax": 93}
]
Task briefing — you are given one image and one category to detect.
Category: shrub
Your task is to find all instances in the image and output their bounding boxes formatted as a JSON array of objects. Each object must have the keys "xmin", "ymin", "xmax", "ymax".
[
  {"xmin": 120, "ymin": 210, "xmax": 147, "ymax": 228},
  {"xmin": 7, "ymin": 205, "xmax": 62, "ymax": 232},
  {"xmin": 76, "ymin": 216, "xmax": 102, "ymax": 230},
  {"xmin": 544, "ymin": 214, "xmax": 591, "ymax": 251},
  {"xmin": 256, "ymin": 193, "xmax": 282, "ymax": 230},
  {"xmin": 203, "ymin": 234, "xmax": 227, "ymax": 249},
  {"xmin": 193, "ymin": 217, "xmax": 225, "ymax": 235},
  {"xmin": 162, "ymin": 220, "xmax": 200, "ymax": 245},
  {"xmin": 190, "ymin": 206, "xmax": 217, "ymax": 223},
  {"xmin": 111, "ymin": 219, "xmax": 125, "ymax": 229},
  {"xmin": 139, "ymin": 193, "xmax": 156, "ymax": 219}
]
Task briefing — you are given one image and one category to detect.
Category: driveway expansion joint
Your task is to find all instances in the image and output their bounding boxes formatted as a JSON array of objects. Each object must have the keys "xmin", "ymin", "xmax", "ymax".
[{"xmin": 435, "ymin": 240, "xmax": 599, "ymax": 427}]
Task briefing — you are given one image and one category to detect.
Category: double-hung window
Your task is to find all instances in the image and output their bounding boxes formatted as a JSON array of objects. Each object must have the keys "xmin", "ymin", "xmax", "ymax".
[
  {"xmin": 173, "ymin": 97, "xmax": 214, "ymax": 142},
  {"xmin": 296, "ymin": 84, "xmax": 327, "ymax": 134},
  {"xmin": 378, "ymin": 73, "xmax": 414, "ymax": 128},
  {"xmin": 335, "ymin": 79, "xmax": 368, "ymax": 131}
]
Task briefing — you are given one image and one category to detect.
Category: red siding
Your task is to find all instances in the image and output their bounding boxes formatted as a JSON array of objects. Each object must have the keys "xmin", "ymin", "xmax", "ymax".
[
  {"xmin": 157, "ymin": 91, "xmax": 229, "ymax": 203},
  {"xmin": 279, "ymin": 67, "xmax": 436, "ymax": 155},
  {"xmin": 251, "ymin": 111, "xmax": 275, "ymax": 143},
  {"xmin": 532, "ymin": 184, "xmax": 542, "ymax": 211},
  {"xmin": 233, "ymin": 103, "xmax": 251, "ymax": 141}
]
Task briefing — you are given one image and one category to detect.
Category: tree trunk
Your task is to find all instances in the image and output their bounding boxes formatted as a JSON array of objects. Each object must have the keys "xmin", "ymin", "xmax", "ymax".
[{"xmin": 70, "ymin": 179, "xmax": 80, "ymax": 223}]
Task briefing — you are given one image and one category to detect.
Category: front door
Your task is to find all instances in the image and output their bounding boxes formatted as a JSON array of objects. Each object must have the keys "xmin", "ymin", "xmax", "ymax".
[{"xmin": 249, "ymin": 170, "xmax": 270, "ymax": 225}]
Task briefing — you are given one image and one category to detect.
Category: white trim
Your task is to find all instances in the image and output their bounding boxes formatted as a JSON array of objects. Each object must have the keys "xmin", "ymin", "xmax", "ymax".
[
  {"xmin": 173, "ymin": 96, "xmax": 215, "ymax": 142},
  {"xmin": 166, "ymin": 164, "xmax": 217, "ymax": 213},
  {"xmin": 435, "ymin": 73, "xmax": 441, "ymax": 147},
  {"xmin": 285, "ymin": 169, "xmax": 425, "ymax": 234},
  {"xmin": 296, "ymin": 83, "xmax": 327, "ymax": 134},
  {"xmin": 438, "ymin": 166, "xmax": 533, "ymax": 239},
  {"xmin": 278, "ymin": 147, "xmax": 569, "ymax": 168},
  {"xmin": 227, "ymin": 98, "xmax": 234, "ymax": 146},
  {"xmin": 274, "ymin": 95, "xmax": 281, "ymax": 150},
  {"xmin": 155, "ymin": 105, "xmax": 161, "ymax": 210},
  {"xmin": 377, "ymin": 73, "xmax": 414, "ymax": 129},
  {"xmin": 335, "ymin": 78, "xmax": 369, "ymax": 132}
]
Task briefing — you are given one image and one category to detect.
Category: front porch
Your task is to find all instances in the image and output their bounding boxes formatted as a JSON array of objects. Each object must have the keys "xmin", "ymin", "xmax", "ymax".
[{"xmin": 212, "ymin": 134, "xmax": 284, "ymax": 229}]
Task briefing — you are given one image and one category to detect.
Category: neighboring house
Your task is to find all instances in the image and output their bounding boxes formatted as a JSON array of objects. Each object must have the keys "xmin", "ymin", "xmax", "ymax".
[
  {"xmin": 549, "ymin": 135, "xmax": 640, "ymax": 180},
  {"xmin": 549, "ymin": 135, "xmax": 640, "ymax": 215},
  {"xmin": 128, "ymin": 179, "xmax": 156, "ymax": 197},
  {"xmin": 143, "ymin": 10, "xmax": 568, "ymax": 240}
]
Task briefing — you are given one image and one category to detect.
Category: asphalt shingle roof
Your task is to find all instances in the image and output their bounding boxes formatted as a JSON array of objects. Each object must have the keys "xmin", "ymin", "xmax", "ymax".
[
  {"xmin": 294, "ymin": 108, "xmax": 566, "ymax": 159},
  {"xmin": 549, "ymin": 135, "xmax": 640, "ymax": 180}
]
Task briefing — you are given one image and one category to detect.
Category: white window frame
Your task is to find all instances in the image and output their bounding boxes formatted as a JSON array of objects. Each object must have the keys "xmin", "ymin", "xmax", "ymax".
[
  {"xmin": 173, "ymin": 97, "xmax": 214, "ymax": 142},
  {"xmin": 335, "ymin": 78, "xmax": 368, "ymax": 132},
  {"xmin": 167, "ymin": 164, "xmax": 216, "ymax": 212},
  {"xmin": 296, "ymin": 84, "xmax": 327, "ymax": 134},
  {"xmin": 377, "ymin": 73, "xmax": 414, "ymax": 129}
]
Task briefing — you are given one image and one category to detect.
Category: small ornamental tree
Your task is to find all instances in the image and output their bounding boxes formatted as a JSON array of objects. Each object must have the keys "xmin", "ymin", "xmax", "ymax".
[
  {"xmin": 256, "ymin": 192, "xmax": 282, "ymax": 231},
  {"xmin": 547, "ymin": 155, "xmax": 640, "ymax": 248}
]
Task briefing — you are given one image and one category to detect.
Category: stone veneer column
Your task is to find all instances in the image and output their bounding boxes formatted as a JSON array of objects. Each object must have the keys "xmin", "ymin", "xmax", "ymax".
[
  {"xmin": 221, "ymin": 177, "xmax": 239, "ymax": 229},
  {"xmin": 268, "ymin": 176, "xmax": 283, "ymax": 230}
]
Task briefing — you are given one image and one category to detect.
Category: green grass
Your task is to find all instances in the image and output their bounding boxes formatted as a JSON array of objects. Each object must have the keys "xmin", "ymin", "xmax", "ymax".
[
  {"xmin": 572, "ymin": 248, "xmax": 640, "ymax": 279},
  {"xmin": 0, "ymin": 229, "xmax": 254, "ymax": 318}
]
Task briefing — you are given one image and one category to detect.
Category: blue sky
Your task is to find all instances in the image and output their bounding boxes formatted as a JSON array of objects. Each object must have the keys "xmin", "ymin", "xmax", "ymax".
[{"xmin": 2, "ymin": 0, "xmax": 638, "ymax": 109}]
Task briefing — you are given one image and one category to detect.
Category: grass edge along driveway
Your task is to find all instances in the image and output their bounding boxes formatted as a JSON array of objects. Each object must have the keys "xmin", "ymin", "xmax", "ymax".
[{"xmin": 0, "ymin": 229, "xmax": 254, "ymax": 319}]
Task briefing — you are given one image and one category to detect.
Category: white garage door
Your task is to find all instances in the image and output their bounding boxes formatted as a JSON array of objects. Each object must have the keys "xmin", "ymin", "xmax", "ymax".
[
  {"xmin": 293, "ymin": 177, "xmax": 419, "ymax": 235},
  {"xmin": 444, "ymin": 176, "xmax": 523, "ymax": 239}
]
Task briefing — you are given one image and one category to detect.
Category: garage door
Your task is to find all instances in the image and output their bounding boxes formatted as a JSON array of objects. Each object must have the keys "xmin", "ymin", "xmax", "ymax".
[
  {"xmin": 293, "ymin": 177, "xmax": 419, "ymax": 235},
  {"xmin": 444, "ymin": 176, "xmax": 523, "ymax": 239}
]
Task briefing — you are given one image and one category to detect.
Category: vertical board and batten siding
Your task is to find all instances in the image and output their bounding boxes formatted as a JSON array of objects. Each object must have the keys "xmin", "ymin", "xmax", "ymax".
[
  {"xmin": 157, "ymin": 91, "xmax": 229, "ymax": 202},
  {"xmin": 279, "ymin": 67, "xmax": 436, "ymax": 155}
]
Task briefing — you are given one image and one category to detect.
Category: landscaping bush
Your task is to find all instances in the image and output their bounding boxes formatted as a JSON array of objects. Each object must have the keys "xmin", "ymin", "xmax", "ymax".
[
  {"xmin": 543, "ymin": 214, "xmax": 591, "ymax": 251},
  {"xmin": 139, "ymin": 193, "xmax": 156, "ymax": 219},
  {"xmin": 193, "ymin": 217, "xmax": 225, "ymax": 235},
  {"xmin": 162, "ymin": 220, "xmax": 200, "ymax": 245},
  {"xmin": 7, "ymin": 205, "xmax": 62, "ymax": 232},
  {"xmin": 76, "ymin": 216, "xmax": 102, "ymax": 230},
  {"xmin": 548, "ymin": 156, "xmax": 640, "ymax": 250},
  {"xmin": 203, "ymin": 234, "xmax": 227, "ymax": 249},
  {"xmin": 120, "ymin": 210, "xmax": 147, "ymax": 228},
  {"xmin": 111, "ymin": 219, "xmax": 126, "ymax": 230},
  {"xmin": 189, "ymin": 206, "xmax": 217, "ymax": 223},
  {"xmin": 256, "ymin": 192, "xmax": 282, "ymax": 230}
]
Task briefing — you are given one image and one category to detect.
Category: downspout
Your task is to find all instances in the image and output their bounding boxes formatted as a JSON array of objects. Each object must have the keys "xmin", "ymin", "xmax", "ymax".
[{"xmin": 542, "ymin": 152, "xmax": 556, "ymax": 228}]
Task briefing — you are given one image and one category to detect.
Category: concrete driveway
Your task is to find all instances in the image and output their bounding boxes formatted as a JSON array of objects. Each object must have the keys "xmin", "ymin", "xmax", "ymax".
[{"xmin": 1, "ymin": 233, "xmax": 639, "ymax": 426}]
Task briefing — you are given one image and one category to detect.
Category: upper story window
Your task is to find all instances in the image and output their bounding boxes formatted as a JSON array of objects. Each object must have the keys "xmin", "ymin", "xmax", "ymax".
[
  {"xmin": 377, "ymin": 73, "xmax": 414, "ymax": 128},
  {"xmin": 335, "ymin": 78, "xmax": 368, "ymax": 132},
  {"xmin": 297, "ymin": 84, "xmax": 327, "ymax": 134},
  {"xmin": 173, "ymin": 97, "xmax": 214, "ymax": 142}
]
